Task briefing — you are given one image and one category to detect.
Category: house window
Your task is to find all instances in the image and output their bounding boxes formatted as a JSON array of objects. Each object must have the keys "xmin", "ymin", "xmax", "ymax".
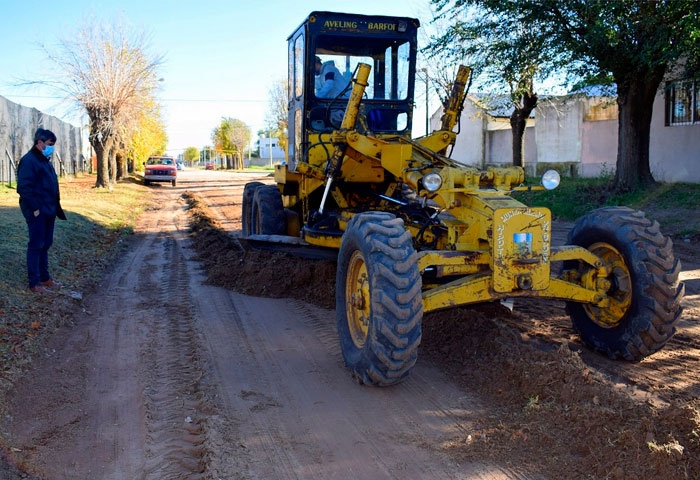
[{"xmin": 666, "ymin": 80, "xmax": 699, "ymax": 126}]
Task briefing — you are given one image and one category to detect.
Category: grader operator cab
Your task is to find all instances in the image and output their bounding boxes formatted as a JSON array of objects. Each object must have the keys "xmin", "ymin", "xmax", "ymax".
[{"xmin": 242, "ymin": 11, "xmax": 685, "ymax": 386}]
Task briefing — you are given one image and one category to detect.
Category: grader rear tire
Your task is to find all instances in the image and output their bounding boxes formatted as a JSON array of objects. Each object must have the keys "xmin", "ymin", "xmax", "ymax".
[
  {"xmin": 565, "ymin": 206, "xmax": 684, "ymax": 360},
  {"xmin": 336, "ymin": 212, "xmax": 422, "ymax": 386},
  {"xmin": 242, "ymin": 182, "xmax": 264, "ymax": 236}
]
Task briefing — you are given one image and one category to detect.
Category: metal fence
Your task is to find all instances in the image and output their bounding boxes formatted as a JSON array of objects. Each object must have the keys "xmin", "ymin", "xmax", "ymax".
[
  {"xmin": 0, "ymin": 148, "xmax": 89, "ymax": 188},
  {"xmin": 0, "ymin": 95, "xmax": 87, "ymax": 187},
  {"xmin": 2, "ymin": 147, "xmax": 17, "ymax": 187}
]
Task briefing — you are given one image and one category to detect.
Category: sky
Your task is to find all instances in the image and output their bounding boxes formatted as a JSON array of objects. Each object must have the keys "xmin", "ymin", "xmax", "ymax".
[{"xmin": 0, "ymin": 0, "xmax": 431, "ymax": 156}]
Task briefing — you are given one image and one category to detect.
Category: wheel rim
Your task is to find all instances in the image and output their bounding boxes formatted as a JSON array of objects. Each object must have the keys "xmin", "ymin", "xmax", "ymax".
[
  {"xmin": 345, "ymin": 250, "xmax": 370, "ymax": 348},
  {"xmin": 583, "ymin": 242, "xmax": 632, "ymax": 328}
]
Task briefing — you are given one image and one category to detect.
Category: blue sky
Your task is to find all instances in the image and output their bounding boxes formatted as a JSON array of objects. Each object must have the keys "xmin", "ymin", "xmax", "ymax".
[{"xmin": 1, "ymin": 0, "xmax": 430, "ymax": 155}]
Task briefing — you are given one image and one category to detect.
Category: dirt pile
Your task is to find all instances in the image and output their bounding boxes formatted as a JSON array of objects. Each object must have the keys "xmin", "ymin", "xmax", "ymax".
[
  {"xmin": 422, "ymin": 308, "xmax": 700, "ymax": 479},
  {"xmin": 185, "ymin": 191, "xmax": 336, "ymax": 309},
  {"xmin": 183, "ymin": 190, "xmax": 700, "ymax": 479}
]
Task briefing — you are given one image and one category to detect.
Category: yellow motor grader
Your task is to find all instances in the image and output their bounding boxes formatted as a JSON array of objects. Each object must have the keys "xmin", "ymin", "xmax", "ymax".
[{"xmin": 242, "ymin": 11, "xmax": 685, "ymax": 386}]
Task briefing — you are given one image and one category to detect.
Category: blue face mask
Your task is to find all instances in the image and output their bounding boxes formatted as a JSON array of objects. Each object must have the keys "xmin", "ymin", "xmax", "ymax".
[{"xmin": 43, "ymin": 145, "xmax": 54, "ymax": 157}]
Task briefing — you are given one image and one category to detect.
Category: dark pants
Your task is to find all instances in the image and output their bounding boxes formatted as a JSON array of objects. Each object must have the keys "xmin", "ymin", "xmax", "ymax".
[{"xmin": 26, "ymin": 213, "xmax": 56, "ymax": 288}]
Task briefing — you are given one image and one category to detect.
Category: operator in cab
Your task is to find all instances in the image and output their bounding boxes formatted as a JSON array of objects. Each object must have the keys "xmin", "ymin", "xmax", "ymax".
[{"xmin": 315, "ymin": 56, "xmax": 349, "ymax": 98}]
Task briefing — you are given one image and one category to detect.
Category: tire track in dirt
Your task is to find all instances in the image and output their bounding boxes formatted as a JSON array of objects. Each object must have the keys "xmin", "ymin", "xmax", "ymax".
[
  {"xmin": 293, "ymin": 299, "xmax": 480, "ymax": 440},
  {"xmin": 140, "ymin": 234, "xmax": 211, "ymax": 479},
  {"xmin": 1, "ymin": 188, "xmax": 214, "ymax": 479}
]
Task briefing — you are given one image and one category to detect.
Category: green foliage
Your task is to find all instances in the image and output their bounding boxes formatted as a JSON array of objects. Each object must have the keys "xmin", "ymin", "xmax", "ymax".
[
  {"xmin": 513, "ymin": 176, "xmax": 613, "ymax": 221},
  {"xmin": 212, "ymin": 118, "xmax": 251, "ymax": 169},
  {"xmin": 432, "ymin": 0, "xmax": 700, "ymax": 85},
  {"xmin": 642, "ymin": 183, "xmax": 700, "ymax": 209},
  {"xmin": 128, "ymin": 107, "xmax": 168, "ymax": 167},
  {"xmin": 183, "ymin": 146, "xmax": 200, "ymax": 163},
  {"xmin": 430, "ymin": 2, "xmax": 559, "ymax": 96},
  {"xmin": 431, "ymin": 0, "xmax": 700, "ymax": 190},
  {"xmin": 244, "ymin": 165, "xmax": 274, "ymax": 172},
  {"xmin": 212, "ymin": 117, "xmax": 251, "ymax": 154}
]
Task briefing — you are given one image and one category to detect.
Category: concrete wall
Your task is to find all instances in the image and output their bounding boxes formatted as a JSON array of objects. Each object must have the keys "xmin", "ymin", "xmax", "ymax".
[
  {"xmin": 484, "ymin": 126, "xmax": 536, "ymax": 169},
  {"xmin": 535, "ymin": 97, "xmax": 583, "ymax": 165},
  {"xmin": 435, "ymin": 96, "xmax": 485, "ymax": 167},
  {"xmin": 431, "ymin": 97, "xmax": 536, "ymax": 172},
  {"xmin": 580, "ymin": 117, "xmax": 617, "ymax": 177},
  {"xmin": 485, "ymin": 129, "xmax": 511, "ymax": 167}
]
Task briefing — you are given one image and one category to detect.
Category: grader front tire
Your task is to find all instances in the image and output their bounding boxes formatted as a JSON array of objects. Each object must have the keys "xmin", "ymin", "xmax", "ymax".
[
  {"xmin": 565, "ymin": 207, "xmax": 684, "ymax": 360},
  {"xmin": 336, "ymin": 212, "xmax": 423, "ymax": 386}
]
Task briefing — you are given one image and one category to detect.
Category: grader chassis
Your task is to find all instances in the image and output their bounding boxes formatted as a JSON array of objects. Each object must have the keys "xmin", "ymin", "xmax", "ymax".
[{"xmin": 242, "ymin": 11, "xmax": 685, "ymax": 386}]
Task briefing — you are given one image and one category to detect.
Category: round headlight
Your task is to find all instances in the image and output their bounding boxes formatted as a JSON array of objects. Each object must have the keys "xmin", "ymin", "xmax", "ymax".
[
  {"xmin": 541, "ymin": 170, "xmax": 560, "ymax": 190},
  {"xmin": 422, "ymin": 173, "xmax": 443, "ymax": 192}
]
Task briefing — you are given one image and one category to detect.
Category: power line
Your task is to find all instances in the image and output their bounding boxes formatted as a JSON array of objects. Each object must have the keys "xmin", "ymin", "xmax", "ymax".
[
  {"xmin": 4, "ymin": 94, "xmax": 267, "ymax": 104},
  {"xmin": 161, "ymin": 98, "xmax": 266, "ymax": 103}
]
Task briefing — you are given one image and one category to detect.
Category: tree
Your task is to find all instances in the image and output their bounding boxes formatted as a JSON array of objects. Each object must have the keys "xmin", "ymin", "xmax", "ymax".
[
  {"xmin": 432, "ymin": 0, "xmax": 700, "ymax": 191},
  {"xmin": 264, "ymin": 79, "xmax": 288, "ymax": 154},
  {"xmin": 211, "ymin": 118, "xmax": 250, "ymax": 170},
  {"xmin": 416, "ymin": 7, "xmax": 463, "ymax": 142},
  {"xmin": 43, "ymin": 17, "xmax": 163, "ymax": 188},
  {"xmin": 183, "ymin": 146, "xmax": 200, "ymax": 164},
  {"xmin": 125, "ymin": 104, "xmax": 168, "ymax": 172},
  {"xmin": 428, "ymin": 6, "xmax": 552, "ymax": 167}
]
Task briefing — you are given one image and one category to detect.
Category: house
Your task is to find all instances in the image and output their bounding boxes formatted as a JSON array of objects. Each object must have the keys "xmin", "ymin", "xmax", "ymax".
[
  {"xmin": 651, "ymin": 78, "xmax": 700, "ymax": 183},
  {"xmin": 440, "ymin": 94, "xmax": 537, "ymax": 172},
  {"xmin": 432, "ymin": 80, "xmax": 700, "ymax": 183},
  {"xmin": 250, "ymin": 135, "xmax": 286, "ymax": 167}
]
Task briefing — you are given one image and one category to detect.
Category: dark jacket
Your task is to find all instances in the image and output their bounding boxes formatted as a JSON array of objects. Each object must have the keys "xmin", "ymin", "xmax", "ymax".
[{"xmin": 17, "ymin": 146, "xmax": 66, "ymax": 221}]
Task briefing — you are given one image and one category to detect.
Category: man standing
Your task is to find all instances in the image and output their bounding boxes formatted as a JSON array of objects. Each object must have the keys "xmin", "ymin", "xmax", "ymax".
[{"xmin": 17, "ymin": 128, "xmax": 66, "ymax": 293}]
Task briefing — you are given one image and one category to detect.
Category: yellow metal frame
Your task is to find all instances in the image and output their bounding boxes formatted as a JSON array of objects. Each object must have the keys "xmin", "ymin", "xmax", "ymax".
[{"xmin": 275, "ymin": 62, "xmax": 616, "ymax": 316}]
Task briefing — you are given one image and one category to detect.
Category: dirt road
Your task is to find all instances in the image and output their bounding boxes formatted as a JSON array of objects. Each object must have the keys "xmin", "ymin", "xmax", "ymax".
[
  {"xmin": 2, "ymin": 170, "xmax": 699, "ymax": 479},
  {"xmin": 1, "ymin": 170, "xmax": 531, "ymax": 479}
]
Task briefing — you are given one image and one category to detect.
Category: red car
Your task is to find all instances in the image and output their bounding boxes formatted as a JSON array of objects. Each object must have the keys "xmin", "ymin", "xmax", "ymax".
[
  {"xmin": 144, "ymin": 156, "xmax": 177, "ymax": 186},
  {"xmin": 205, "ymin": 162, "xmax": 215, "ymax": 170}
]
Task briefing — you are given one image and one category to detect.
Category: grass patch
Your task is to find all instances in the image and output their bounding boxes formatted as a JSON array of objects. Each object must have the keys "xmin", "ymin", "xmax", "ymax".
[
  {"xmin": 513, "ymin": 177, "xmax": 700, "ymax": 236},
  {"xmin": 0, "ymin": 175, "xmax": 152, "ymax": 383},
  {"xmin": 244, "ymin": 165, "xmax": 275, "ymax": 172}
]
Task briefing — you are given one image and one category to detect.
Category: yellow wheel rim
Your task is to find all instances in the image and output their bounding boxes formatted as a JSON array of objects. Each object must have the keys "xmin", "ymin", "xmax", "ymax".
[
  {"xmin": 345, "ymin": 251, "xmax": 371, "ymax": 348},
  {"xmin": 583, "ymin": 242, "xmax": 632, "ymax": 328}
]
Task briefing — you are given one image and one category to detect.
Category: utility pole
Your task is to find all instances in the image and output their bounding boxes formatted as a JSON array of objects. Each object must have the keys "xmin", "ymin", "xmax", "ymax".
[{"xmin": 268, "ymin": 130, "xmax": 273, "ymax": 168}]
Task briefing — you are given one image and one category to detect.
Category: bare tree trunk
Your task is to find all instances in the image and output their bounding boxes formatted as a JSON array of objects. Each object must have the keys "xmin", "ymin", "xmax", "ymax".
[
  {"xmin": 109, "ymin": 148, "xmax": 118, "ymax": 184},
  {"xmin": 509, "ymin": 92, "xmax": 537, "ymax": 169},
  {"xmin": 510, "ymin": 113, "xmax": 526, "ymax": 168},
  {"xmin": 94, "ymin": 141, "xmax": 109, "ymax": 188},
  {"xmin": 613, "ymin": 70, "xmax": 664, "ymax": 191},
  {"xmin": 96, "ymin": 139, "xmax": 116, "ymax": 188},
  {"xmin": 116, "ymin": 152, "xmax": 128, "ymax": 180}
]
